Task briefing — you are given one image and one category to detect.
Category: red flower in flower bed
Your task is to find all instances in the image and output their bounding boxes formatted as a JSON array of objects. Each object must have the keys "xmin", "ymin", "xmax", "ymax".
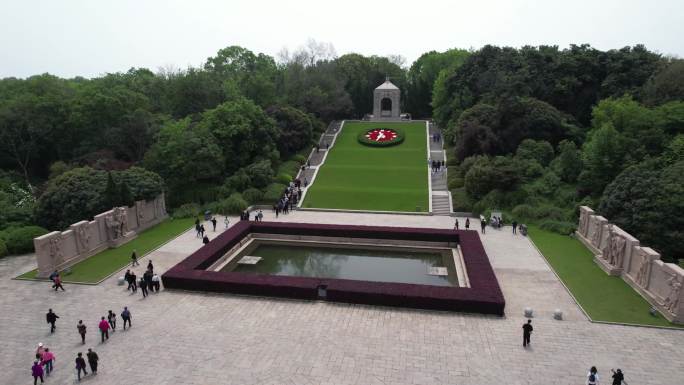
[{"xmin": 358, "ymin": 128, "xmax": 404, "ymax": 147}]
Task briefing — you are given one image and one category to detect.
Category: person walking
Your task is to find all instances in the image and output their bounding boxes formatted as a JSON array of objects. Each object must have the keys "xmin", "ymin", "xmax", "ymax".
[
  {"xmin": 41, "ymin": 348, "xmax": 54, "ymax": 376},
  {"xmin": 77, "ymin": 320, "xmax": 87, "ymax": 344},
  {"xmin": 143, "ymin": 269, "xmax": 153, "ymax": 293},
  {"xmin": 224, "ymin": 216, "xmax": 230, "ymax": 229},
  {"xmin": 199, "ymin": 224, "xmax": 205, "ymax": 237},
  {"xmin": 131, "ymin": 250, "xmax": 139, "ymax": 267},
  {"xmin": 211, "ymin": 217, "xmax": 217, "ymax": 231},
  {"xmin": 522, "ymin": 319, "xmax": 533, "ymax": 347},
  {"xmin": 587, "ymin": 366, "xmax": 599, "ymax": 385},
  {"xmin": 152, "ymin": 273, "xmax": 161, "ymax": 292},
  {"xmin": 121, "ymin": 307, "xmax": 132, "ymax": 330},
  {"xmin": 53, "ymin": 274, "xmax": 65, "ymax": 291},
  {"xmin": 48, "ymin": 270, "xmax": 58, "ymax": 285},
  {"xmin": 31, "ymin": 360, "xmax": 44, "ymax": 384},
  {"xmin": 195, "ymin": 222, "xmax": 201, "ymax": 237},
  {"xmin": 611, "ymin": 369, "xmax": 624, "ymax": 385},
  {"xmin": 512, "ymin": 220, "xmax": 518, "ymax": 234},
  {"xmin": 86, "ymin": 348, "xmax": 98, "ymax": 374},
  {"xmin": 98, "ymin": 317, "xmax": 110, "ymax": 342},
  {"xmin": 75, "ymin": 352, "xmax": 88, "ymax": 381},
  {"xmin": 107, "ymin": 310, "xmax": 116, "ymax": 332},
  {"xmin": 46, "ymin": 309, "xmax": 59, "ymax": 333},
  {"xmin": 465, "ymin": 218, "xmax": 470, "ymax": 230},
  {"xmin": 139, "ymin": 276, "xmax": 148, "ymax": 298},
  {"xmin": 454, "ymin": 219, "xmax": 459, "ymax": 230},
  {"xmin": 258, "ymin": 210, "xmax": 263, "ymax": 221},
  {"xmin": 480, "ymin": 218, "xmax": 486, "ymax": 234},
  {"xmin": 129, "ymin": 271, "xmax": 137, "ymax": 292},
  {"xmin": 36, "ymin": 343, "xmax": 45, "ymax": 361},
  {"xmin": 147, "ymin": 260, "xmax": 154, "ymax": 274}
]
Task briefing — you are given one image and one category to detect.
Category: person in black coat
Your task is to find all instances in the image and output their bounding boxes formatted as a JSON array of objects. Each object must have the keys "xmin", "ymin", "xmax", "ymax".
[
  {"xmin": 522, "ymin": 319, "xmax": 533, "ymax": 347},
  {"xmin": 86, "ymin": 348, "xmax": 99, "ymax": 374},
  {"xmin": 46, "ymin": 309, "xmax": 59, "ymax": 333}
]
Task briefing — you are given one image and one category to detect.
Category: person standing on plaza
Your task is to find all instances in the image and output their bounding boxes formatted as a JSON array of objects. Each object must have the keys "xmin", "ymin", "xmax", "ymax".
[
  {"xmin": 211, "ymin": 217, "xmax": 217, "ymax": 231},
  {"xmin": 41, "ymin": 348, "xmax": 54, "ymax": 376},
  {"xmin": 258, "ymin": 210, "xmax": 263, "ymax": 221},
  {"xmin": 107, "ymin": 310, "xmax": 116, "ymax": 332},
  {"xmin": 522, "ymin": 319, "xmax": 533, "ymax": 347},
  {"xmin": 75, "ymin": 352, "xmax": 88, "ymax": 380},
  {"xmin": 200, "ymin": 224, "xmax": 206, "ymax": 237},
  {"xmin": 77, "ymin": 320, "xmax": 87, "ymax": 344},
  {"xmin": 143, "ymin": 269, "xmax": 153, "ymax": 293},
  {"xmin": 46, "ymin": 309, "xmax": 59, "ymax": 333},
  {"xmin": 139, "ymin": 276, "xmax": 148, "ymax": 298},
  {"xmin": 131, "ymin": 250, "xmax": 139, "ymax": 266},
  {"xmin": 53, "ymin": 274, "xmax": 65, "ymax": 291},
  {"xmin": 224, "ymin": 216, "xmax": 230, "ymax": 229},
  {"xmin": 128, "ymin": 271, "xmax": 137, "ymax": 292},
  {"xmin": 587, "ymin": 366, "xmax": 599, "ymax": 385},
  {"xmin": 512, "ymin": 220, "xmax": 518, "ymax": 234},
  {"xmin": 31, "ymin": 360, "xmax": 44, "ymax": 384},
  {"xmin": 454, "ymin": 219, "xmax": 459, "ymax": 230},
  {"xmin": 86, "ymin": 348, "xmax": 99, "ymax": 374},
  {"xmin": 152, "ymin": 273, "xmax": 161, "ymax": 292},
  {"xmin": 121, "ymin": 307, "xmax": 132, "ymax": 330},
  {"xmin": 36, "ymin": 343, "xmax": 45, "ymax": 361},
  {"xmin": 480, "ymin": 218, "xmax": 486, "ymax": 234},
  {"xmin": 147, "ymin": 259, "xmax": 154, "ymax": 274},
  {"xmin": 98, "ymin": 316, "xmax": 110, "ymax": 342},
  {"xmin": 195, "ymin": 222, "xmax": 201, "ymax": 237},
  {"xmin": 465, "ymin": 218, "xmax": 470, "ymax": 230}
]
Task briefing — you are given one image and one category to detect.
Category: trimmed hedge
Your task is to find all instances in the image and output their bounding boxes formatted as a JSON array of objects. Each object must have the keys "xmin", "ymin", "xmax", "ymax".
[{"xmin": 162, "ymin": 222, "xmax": 505, "ymax": 315}]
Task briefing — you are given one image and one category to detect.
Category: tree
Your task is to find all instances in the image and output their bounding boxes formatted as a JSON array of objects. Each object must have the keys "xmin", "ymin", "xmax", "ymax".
[
  {"xmin": 642, "ymin": 59, "xmax": 684, "ymax": 106},
  {"xmin": 464, "ymin": 156, "xmax": 523, "ymax": 199},
  {"xmin": 599, "ymin": 159, "xmax": 684, "ymax": 263},
  {"xmin": 515, "ymin": 139, "xmax": 555, "ymax": 167},
  {"xmin": 119, "ymin": 182, "xmax": 133, "ymax": 207},
  {"xmin": 578, "ymin": 124, "xmax": 629, "ymax": 195},
  {"xmin": 103, "ymin": 172, "xmax": 120, "ymax": 208},
  {"xmin": 551, "ymin": 140, "xmax": 582, "ymax": 183},
  {"xmin": 198, "ymin": 98, "xmax": 279, "ymax": 173},
  {"xmin": 266, "ymin": 105, "xmax": 313, "ymax": 157}
]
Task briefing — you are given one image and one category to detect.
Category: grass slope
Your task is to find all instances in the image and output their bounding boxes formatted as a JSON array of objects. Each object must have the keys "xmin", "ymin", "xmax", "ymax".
[
  {"xmin": 303, "ymin": 122, "xmax": 428, "ymax": 212},
  {"xmin": 529, "ymin": 225, "xmax": 681, "ymax": 327},
  {"xmin": 18, "ymin": 218, "xmax": 194, "ymax": 283}
]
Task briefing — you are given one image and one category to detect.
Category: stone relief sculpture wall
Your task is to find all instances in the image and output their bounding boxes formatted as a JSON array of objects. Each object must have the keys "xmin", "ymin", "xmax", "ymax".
[
  {"xmin": 34, "ymin": 193, "xmax": 168, "ymax": 279},
  {"xmin": 575, "ymin": 206, "xmax": 684, "ymax": 323}
]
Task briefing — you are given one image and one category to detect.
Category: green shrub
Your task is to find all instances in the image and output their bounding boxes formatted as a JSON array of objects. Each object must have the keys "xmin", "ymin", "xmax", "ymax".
[
  {"xmin": 171, "ymin": 203, "xmax": 201, "ymax": 219},
  {"xmin": 291, "ymin": 154, "xmax": 307, "ymax": 163},
  {"xmin": 241, "ymin": 188, "xmax": 263, "ymax": 204},
  {"xmin": 447, "ymin": 175, "xmax": 464, "ymax": 189},
  {"xmin": 0, "ymin": 226, "xmax": 49, "ymax": 255},
  {"xmin": 277, "ymin": 160, "xmax": 301, "ymax": 177},
  {"xmin": 263, "ymin": 183, "xmax": 286, "ymax": 203},
  {"xmin": 0, "ymin": 239, "xmax": 7, "ymax": 258},
  {"xmin": 512, "ymin": 204, "xmax": 536, "ymax": 221},
  {"xmin": 539, "ymin": 220, "xmax": 576, "ymax": 235},
  {"xmin": 275, "ymin": 173, "xmax": 293, "ymax": 185},
  {"xmin": 450, "ymin": 188, "xmax": 472, "ymax": 212},
  {"xmin": 214, "ymin": 193, "xmax": 248, "ymax": 215}
]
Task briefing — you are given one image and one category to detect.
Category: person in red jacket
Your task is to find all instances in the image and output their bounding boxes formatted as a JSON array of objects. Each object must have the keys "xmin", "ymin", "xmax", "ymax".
[{"xmin": 98, "ymin": 317, "xmax": 110, "ymax": 343}]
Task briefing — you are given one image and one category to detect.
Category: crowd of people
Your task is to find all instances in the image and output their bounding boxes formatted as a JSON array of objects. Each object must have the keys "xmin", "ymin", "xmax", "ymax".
[
  {"xmin": 124, "ymin": 257, "xmax": 160, "ymax": 298},
  {"xmin": 429, "ymin": 159, "xmax": 446, "ymax": 173},
  {"xmin": 33, "ymin": 305, "xmax": 133, "ymax": 383}
]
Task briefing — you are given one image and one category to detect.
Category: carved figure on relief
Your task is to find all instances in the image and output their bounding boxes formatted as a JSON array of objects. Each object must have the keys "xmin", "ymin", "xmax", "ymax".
[
  {"xmin": 663, "ymin": 274, "xmax": 682, "ymax": 315},
  {"xmin": 635, "ymin": 250, "xmax": 651, "ymax": 288}
]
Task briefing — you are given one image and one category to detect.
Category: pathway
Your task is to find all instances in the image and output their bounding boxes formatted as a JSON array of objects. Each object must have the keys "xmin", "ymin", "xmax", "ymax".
[
  {"xmin": 1, "ymin": 212, "xmax": 682, "ymax": 385},
  {"xmin": 428, "ymin": 122, "xmax": 451, "ymax": 215}
]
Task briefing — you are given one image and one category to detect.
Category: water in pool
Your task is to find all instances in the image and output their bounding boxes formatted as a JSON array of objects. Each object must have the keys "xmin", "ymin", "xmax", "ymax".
[{"xmin": 225, "ymin": 243, "xmax": 457, "ymax": 286}]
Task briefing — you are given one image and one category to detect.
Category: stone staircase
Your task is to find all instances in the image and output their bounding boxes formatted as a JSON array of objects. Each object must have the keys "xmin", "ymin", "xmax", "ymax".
[{"xmin": 431, "ymin": 194, "xmax": 451, "ymax": 215}]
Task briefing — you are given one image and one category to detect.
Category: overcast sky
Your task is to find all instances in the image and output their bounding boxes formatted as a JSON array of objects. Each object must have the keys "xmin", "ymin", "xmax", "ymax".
[{"xmin": 1, "ymin": 0, "xmax": 682, "ymax": 78}]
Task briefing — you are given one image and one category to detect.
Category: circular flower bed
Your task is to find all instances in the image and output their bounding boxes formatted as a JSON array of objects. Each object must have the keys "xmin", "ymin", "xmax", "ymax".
[{"xmin": 358, "ymin": 128, "xmax": 404, "ymax": 147}]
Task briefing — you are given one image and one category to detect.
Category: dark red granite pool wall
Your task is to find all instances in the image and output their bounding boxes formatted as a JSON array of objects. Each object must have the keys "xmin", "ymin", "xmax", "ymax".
[{"xmin": 162, "ymin": 221, "xmax": 505, "ymax": 315}]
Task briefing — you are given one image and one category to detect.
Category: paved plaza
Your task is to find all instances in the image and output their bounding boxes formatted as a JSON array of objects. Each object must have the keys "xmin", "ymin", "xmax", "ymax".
[{"xmin": 1, "ymin": 211, "xmax": 683, "ymax": 385}]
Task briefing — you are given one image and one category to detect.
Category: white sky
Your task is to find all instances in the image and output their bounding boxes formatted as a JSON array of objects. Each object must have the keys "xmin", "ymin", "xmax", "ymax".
[{"xmin": 1, "ymin": 0, "xmax": 682, "ymax": 78}]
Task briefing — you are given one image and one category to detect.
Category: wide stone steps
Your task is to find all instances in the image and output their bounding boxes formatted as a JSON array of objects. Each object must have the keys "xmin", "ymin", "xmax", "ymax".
[
  {"xmin": 431, "ymin": 173, "xmax": 447, "ymax": 190},
  {"xmin": 432, "ymin": 195, "xmax": 451, "ymax": 215}
]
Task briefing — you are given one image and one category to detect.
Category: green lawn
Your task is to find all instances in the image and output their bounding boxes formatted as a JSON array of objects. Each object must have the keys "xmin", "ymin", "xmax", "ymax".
[
  {"xmin": 528, "ymin": 225, "xmax": 681, "ymax": 327},
  {"xmin": 18, "ymin": 218, "xmax": 194, "ymax": 283},
  {"xmin": 302, "ymin": 122, "xmax": 429, "ymax": 212}
]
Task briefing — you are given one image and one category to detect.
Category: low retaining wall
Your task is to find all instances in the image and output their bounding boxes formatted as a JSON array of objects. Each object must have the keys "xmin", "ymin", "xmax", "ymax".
[
  {"xmin": 576, "ymin": 206, "xmax": 684, "ymax": 323},
  {"xmin": 33, "ymin": 194, "xmax": 168, "ymax": 277},
  {"xmin": 162, "ymin": 222, "xmax": 505, "ymax": 315}
]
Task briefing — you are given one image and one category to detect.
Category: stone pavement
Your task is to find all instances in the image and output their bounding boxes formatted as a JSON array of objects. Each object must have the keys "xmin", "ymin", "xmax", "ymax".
[{"xmin": 1, "ymin": 211, "xmax": 683, "ymax": 385}]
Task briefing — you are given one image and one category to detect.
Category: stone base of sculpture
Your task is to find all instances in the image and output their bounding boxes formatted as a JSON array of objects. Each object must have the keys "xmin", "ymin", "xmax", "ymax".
[
  {"xmin": 575, "ymin": 231, "xmax": 601, "ymax": 255},
  {"xmin": 108, "ymin": 231, "xmax": 137, "ymax": 248},
  {"xmin": 594, "ymin": 254, "xmax": 623, "ymax": 276}
]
